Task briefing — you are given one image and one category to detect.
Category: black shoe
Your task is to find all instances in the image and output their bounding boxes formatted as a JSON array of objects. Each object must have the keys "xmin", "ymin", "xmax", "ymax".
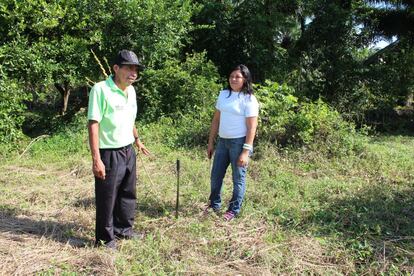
[
  {"xmin": 95, "ymin": 239, "xmax": 117, "ymax": 250},
  {"xmin": 104, "ymin": 240, "xmax": 117, "ymax": 250}
]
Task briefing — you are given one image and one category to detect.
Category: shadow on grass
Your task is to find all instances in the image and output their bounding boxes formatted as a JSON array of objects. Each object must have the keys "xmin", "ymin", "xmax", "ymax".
[
  {"xmin": 73, "ymin": 196, "xmax": 179, "ymax": 219},
  {"xmin": 288, "ymin": 183, "xmax": 414, "ymax": 271},
  {"xmin": 308, "ymin": 184, "xmax": 414, "ymax": 238},
  {"xmin": 73, "ymin": 197, "xmax": 95, "ymax": 208},
  {"xmin": 0, "ymin": 205, "xmax": 90, "ymax": 247},
  {"xmin": 137, "ymin": 196, "xmax": 176, "ymax": 218}
]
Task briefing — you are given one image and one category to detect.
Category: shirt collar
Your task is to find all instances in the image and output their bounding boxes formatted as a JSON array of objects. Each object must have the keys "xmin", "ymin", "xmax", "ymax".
[{"xmin": 106, "ymin": 75, "xmax": 128, "ymax": 97}]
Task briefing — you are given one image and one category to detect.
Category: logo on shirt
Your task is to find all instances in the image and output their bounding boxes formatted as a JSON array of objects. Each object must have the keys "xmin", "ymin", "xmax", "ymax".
[{"xmin": 115, "ymin": 104, "xmax": 125, "ymax": 111}]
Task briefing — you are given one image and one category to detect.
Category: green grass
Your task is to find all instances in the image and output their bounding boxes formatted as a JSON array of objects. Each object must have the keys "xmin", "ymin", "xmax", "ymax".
[{"xmin": 1, "ymin": 129, "xmax": 414, "ymax": 274}]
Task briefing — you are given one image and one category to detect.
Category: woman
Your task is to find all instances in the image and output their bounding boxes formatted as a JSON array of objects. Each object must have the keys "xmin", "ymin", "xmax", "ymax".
[{"xmin": 206, "ymin": 64, "xmax": 259, "ymax": 221}]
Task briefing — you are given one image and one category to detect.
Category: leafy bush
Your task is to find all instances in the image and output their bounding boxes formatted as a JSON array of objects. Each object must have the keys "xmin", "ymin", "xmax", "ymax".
[
  {"xmin": 0, "ymin": 77, "xmax": 31, "ymax": 144},
  {"xmin": 23, "ymin": 106, "xmax": 88, "ymax": 138},
  {"xmin": 50, "ymin": 108, "xmax": 88, "ymax": 135},
  {"xmin": 133, "ymin": 51, "xmax": 220, "ymax": 149},
  {"xmin": 257, "ymin": 81, "xmax": 366, "ymax": 157},
  {"xmin": 140, "ymin": 112, "xmax": 213, "ymax": 149},
  {"xmin": 137, "ymin": 52, "xmax": 220, "ymax": 121},
  {"xmin": 256, "ymin": 81, "xmax": 298, "ymax": 144},
  {"xmin": 293, "ymin": 99, "xmax": 366, "ymax": 157}
]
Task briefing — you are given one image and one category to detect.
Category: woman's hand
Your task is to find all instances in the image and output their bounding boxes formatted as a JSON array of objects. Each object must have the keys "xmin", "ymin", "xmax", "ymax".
[
  {"xmin": 207, "ymin": 110, "xmax": 220, "ymax": 159},
  {"xmin": 207, "ymin": 143, "xmax": 215, "ymax": 159},
  {"xmin": 237, "ymin": 150, "xmax": 250, "ymax": 167}
]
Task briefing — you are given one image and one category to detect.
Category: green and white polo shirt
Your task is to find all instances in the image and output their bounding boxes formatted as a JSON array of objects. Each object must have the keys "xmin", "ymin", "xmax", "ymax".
[{"xmin": 87, "ymin": 76, "xmax": 137, "ymax": 149}]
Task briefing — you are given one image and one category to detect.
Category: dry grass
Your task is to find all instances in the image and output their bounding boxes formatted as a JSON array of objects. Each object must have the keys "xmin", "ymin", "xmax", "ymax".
[
  {"xmin": 0, "ymin": 152, "xmax": 349, "ymax": 275},
  {"xmin": 1, "ymin": 135, "xmax": 414, "ymax": 274},
  {"xmin": 0, "ymin": 232, "xmax": 116, "ymax": 275},
  {"xmin": 0, "ymin": 158, "xmax": 105, "ymax": 275}
]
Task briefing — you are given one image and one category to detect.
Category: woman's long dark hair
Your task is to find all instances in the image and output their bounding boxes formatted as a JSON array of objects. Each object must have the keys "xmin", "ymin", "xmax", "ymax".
[{"xmin": 226, "ymin": 64, "xmax": 253, "ymax": 97}]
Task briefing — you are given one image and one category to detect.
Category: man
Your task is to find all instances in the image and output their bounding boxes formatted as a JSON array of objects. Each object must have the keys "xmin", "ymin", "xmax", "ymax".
[{"xmin": 87, "ymin": 49, "xmax": 150, "ymax": 249}]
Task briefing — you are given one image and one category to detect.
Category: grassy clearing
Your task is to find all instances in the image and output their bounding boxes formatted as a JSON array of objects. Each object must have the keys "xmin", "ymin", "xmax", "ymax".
[{"xmin": 1, "ymin": 129, "xmax": 414, "ymax": 274}]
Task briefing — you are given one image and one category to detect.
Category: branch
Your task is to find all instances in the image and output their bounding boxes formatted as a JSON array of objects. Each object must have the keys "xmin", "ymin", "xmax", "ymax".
[
  {"xmin": 19, "ymin": 135, "xmax": 50, "ymax": 159},
  {"xmin": 90, "ymin": 49, "xmax": 109, "ymax": 78}
]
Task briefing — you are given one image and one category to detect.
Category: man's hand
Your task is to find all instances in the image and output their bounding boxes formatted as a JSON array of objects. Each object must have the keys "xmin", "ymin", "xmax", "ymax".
[
  {"xmin": 93, "ymin": 159, "xmax": 106, "ymax": 179},
  {"xmin": 135, "ymin": 139, "xmax": 150, "ymax": 155}
]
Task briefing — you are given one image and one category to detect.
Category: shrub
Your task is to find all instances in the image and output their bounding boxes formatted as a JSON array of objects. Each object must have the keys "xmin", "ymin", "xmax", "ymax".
[
  {"xmin": 140, "ymin": 112, "xmax": 213, "ymax": 149},
  {"xmin": 137, "ymin": 52, "xmax": 220, "ymax": 121},
  {"xmin": 0, "ymin": 77, "xmax": 31, "ymax": 144},
  {"xmin": 257, "ymin": 81, "xmax": 366, "ymax": 157},
  {"xmin": 256, "ymin": 80, "xmax": 298, "ymax": 144},
  {"xmin": 293, "ymin": 99, "xmax": 366, "ymax": 157}
]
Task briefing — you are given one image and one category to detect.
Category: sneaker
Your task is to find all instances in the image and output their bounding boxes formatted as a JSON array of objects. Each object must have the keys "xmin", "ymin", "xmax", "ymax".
[{"xmin": 223, "ymin": 211, "xmax": 236, "ymax": 221}]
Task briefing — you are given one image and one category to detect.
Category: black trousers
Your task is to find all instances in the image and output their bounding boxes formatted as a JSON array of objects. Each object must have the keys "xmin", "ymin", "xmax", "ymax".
[{"xmin": 95, "ymin": 144, "xmax": 136, "ymax": 245}]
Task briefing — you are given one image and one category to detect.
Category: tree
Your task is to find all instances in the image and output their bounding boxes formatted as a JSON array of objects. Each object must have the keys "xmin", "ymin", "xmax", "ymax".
[
  {"xmin": 362, "ymin": 0, "xmax": 413, "ymax": 42},
  {"xmin": 0, "ymin": 0, "xmax": 104, "ymax": 115},
  {"xmin": 189, "ymin": 0, "xmax": 301, "ymax": 82},
  {"xmin": 0, "ymin": 0, "xmax": 218, "ymax": 141},
  {"xmin": 0, "ymin": 0, "xmax": 199, "ymax": 116}
]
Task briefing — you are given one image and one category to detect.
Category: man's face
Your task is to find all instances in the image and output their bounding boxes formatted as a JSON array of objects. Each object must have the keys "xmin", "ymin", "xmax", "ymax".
[{"xmin": 113, "ymin": 64, "xmax": 138, "ymax": 87}]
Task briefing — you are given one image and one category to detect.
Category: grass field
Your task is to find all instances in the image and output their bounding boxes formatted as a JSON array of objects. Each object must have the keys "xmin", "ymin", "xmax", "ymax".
[{"xmin": 1, "ymin": 129, "xmax": 414, "ymax": 275}]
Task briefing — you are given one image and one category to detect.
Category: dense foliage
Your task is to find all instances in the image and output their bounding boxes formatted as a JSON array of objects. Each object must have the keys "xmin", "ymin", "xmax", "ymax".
[
  {"xmin": 0, "ymin": 78, "xmax": 29, "ymax": 143},
  {"xmin": 0, "ymin": 0, "xmax": 412, "ymax": 148},
  {"xmin": 257, "ymin": 81, "xmax": 365, "ymax": 156}
]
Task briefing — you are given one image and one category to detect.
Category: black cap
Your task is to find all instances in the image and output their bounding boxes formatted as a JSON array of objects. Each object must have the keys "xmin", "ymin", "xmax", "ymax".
[{"xmin": 114, "ymin": 50, "xmax": 145, "ymax": 69}]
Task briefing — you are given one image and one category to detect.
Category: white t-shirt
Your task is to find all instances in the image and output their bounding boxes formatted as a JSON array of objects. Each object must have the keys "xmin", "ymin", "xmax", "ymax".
[{"xmin": 215, "ymin": 89, "xmax": 259, "ymax": 138}]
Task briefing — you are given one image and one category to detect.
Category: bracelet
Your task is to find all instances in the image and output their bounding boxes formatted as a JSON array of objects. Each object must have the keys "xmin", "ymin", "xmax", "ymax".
[
  {"xmin": 134, "ymin": 137, "xmax": 140, "ymax": 142},
  {"xmin": 243, "ymin": 143, "xmax": 253, "ymax": 150}
]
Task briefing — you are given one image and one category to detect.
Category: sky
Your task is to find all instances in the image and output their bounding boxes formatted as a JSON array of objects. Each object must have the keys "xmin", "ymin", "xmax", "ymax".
[
  {"xmin": 372, "ymin": 36, "xmax": 398, "ymax": 49},
  {"xmin": 368, "ymin": 1, "xmax": 401, "ymax": 49}
]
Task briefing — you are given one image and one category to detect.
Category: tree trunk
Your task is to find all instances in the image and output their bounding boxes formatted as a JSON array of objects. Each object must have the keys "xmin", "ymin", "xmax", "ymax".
[
  {"xmin": 55, "ymin": 83, "xmax": 71, "ymax": 115},
  {"xmin": 62, "ymin": 89, "xmax": 71, "ymax": 115},
  {"xmin": 406, "ymin": 92, "xmax": 413, "ymax": 107}
]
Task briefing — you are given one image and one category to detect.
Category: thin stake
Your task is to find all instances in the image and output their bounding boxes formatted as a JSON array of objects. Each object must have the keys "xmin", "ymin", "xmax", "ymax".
[{"xmin": 175, "ymin": 159, "xmax": 180, "ymax": 219}]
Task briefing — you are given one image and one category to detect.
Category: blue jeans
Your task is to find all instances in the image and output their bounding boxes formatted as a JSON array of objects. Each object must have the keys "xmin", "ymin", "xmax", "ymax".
[{"xmin": 209, "ymin": 137, "xmax": 251, "ymax": 214}]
